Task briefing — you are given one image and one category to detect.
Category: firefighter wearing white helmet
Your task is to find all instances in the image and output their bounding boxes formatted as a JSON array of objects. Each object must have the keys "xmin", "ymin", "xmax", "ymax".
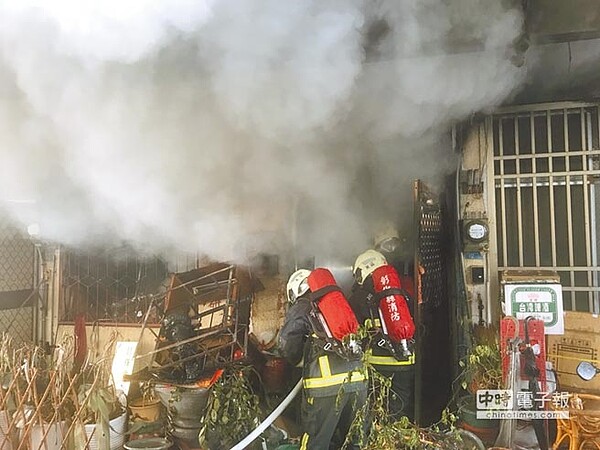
[
  {"xmin": 278, "ymin": 268, "xmax": 367, "ymax": 449},
  {"xmin": 373, "ymin": 221, "xmax": 401, "ymax": 254},
  {"xmin": 352, "ymin": 249, "xmax": 388, "ymax": 285},
  {"xmin": 349, "ymin": 249, "xmax": 416, "ymax": 421},
  {"xmin": 286, "ymin": 269, "xmax": 311, "ymax": 305}
]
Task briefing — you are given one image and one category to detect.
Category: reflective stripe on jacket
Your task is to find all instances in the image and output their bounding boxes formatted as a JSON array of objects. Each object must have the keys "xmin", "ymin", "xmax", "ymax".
[
  {"xmin": 349, "ymin": 285, "xmax": 416, "ymax": 372},
  {"xmin": 302, "ymin": 354, "xmax": 367, "ymax": 397},
  {"xmin": 366, "ymin": 349, "xmax": 416, "ymax": 368},
  {"xmin": 279, "ymin": 297, "xmax": 367, "ymax": 398}
]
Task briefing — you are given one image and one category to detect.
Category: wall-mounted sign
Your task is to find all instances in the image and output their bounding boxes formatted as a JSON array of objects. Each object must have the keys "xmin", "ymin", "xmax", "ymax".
[{"xmin": 504, "ymin": 284, "xmax": 564, "ymax": 335}]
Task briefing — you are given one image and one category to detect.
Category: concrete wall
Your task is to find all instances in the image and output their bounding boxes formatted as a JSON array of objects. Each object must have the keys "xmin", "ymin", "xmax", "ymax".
[
  {"xmin": 528, "ymin": 0, "xmax": 600, "ymax": 39},
  {"xmin": 459, "ymin": 123, "xmax": 496, "ymax": 324},
  {"xmin": 248, "ymin": 275, "xmax": 286, "ymax": 350},
  {"xmin": 56, "ymin": 323, "xmax": 160, "ymax": 373}
]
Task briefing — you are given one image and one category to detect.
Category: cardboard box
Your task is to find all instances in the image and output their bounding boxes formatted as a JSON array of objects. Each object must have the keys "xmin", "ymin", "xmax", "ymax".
[
  {"xmin": 547, "ymin": 311, "xmax": 600, "ymax": 394},
  {"xmin": 501, "ymin": 270, "xmax": 561, "ymax": 284}
]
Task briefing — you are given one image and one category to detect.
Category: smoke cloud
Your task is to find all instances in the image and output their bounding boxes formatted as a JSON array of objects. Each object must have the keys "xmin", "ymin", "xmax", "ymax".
[{"xmin": 0, "ymin": 0, "xmax": 526, "ymax": 264}]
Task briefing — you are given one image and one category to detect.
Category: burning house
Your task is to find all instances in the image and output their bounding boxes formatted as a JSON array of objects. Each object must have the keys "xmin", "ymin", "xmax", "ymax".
[{"xmin": 0, "ymin": 0, "xmax": 600, "ymax": 449}]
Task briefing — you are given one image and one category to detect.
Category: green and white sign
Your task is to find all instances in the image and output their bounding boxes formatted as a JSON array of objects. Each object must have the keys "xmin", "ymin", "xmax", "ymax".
[{"xmin": 504, "ymin": 284, "xmax": 564, "ymax": 335}]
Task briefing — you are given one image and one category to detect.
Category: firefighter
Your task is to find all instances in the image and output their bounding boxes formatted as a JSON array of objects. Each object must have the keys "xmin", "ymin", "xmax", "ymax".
[
  {"xmin": 373, "ymin": 225, "xmax": 416, "ymax": 316},
  {"xmin": 349, "ymin": 250, "xmax": 416, "ymax": 421},
  {"xmin": 278, "ymin": 269, "xmax": 367, "ymax": 450}
]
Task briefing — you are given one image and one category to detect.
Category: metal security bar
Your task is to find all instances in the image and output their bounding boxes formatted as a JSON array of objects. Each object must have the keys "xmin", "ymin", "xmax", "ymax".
[
  {"xmin": 413, "ymin": 179, "xmax": 450, "ymax": 425},
  {"xmin": 489, "ymin": 103, "xmax": 600, "ymax": 312},
  {"xmin": 59, "ymin": 247, "xmax": 197, "ymax": 324},
  {"xmin": 414, "ymin": 181, "xmax": 445, "ymax": 307}
]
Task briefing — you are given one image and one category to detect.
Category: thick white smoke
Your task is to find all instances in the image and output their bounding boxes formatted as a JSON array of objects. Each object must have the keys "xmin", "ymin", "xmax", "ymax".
[{"xmin": 0, "ymin": 0, "xmax": 526, "ymax": 264}]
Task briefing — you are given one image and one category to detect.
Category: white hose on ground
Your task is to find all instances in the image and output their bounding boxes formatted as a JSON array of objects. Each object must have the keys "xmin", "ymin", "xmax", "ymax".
[{"xmin": 230, "ymin": 379, "xmax": 303, "ymax": 450}]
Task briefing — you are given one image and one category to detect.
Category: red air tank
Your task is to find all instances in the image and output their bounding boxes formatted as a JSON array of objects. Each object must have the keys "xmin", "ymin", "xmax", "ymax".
[
  {"xmin": 307, "ymin": 268, "xmax": 359, "ymax": 341},
  {"xmin": 371, "ymin": 265, "xmax": 415, "ymax": 345}
]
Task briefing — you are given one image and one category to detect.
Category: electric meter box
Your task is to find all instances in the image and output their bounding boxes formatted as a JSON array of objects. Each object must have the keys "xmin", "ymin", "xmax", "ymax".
[
  {"xmin": 501, "ymin": 270, "xmax": 564, "ymax": 335},
  {"xmin": 460, "ymin": 218, "xmax": 489, "ymax": 252}
]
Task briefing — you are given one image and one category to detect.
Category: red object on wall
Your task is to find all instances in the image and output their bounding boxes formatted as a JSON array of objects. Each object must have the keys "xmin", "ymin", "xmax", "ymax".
[
  {"xmin": 73, "ymin": 313, "xmax": 87, "ymax": 369},
  {"xmin": 307, "ymin": 268, "xmax": 359, "ymax": 341},
  {"xmin": 372, "ymin": 265, "xmax": 416, "ymax": 343},
  {"xmin": 500, "ymin": 317, "xmax": 546, "ymax": 391}
]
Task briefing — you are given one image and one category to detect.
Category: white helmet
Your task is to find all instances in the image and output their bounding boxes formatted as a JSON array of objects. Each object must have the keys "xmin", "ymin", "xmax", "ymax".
[
  {"xmin": 286, "ymin": 269, "xmax": 311, "ymax": 304},
  {"xmin": 353, "ymin": 250, "xmax": 387, "ymax": 285},
  {"xmin": 373, "ymin": 222, "xmax": 402, "ymax": 255}
]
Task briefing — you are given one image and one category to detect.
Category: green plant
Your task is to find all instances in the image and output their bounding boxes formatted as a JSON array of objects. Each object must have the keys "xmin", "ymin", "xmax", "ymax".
[
  {"xmin": 138, "ymin": 380, "xmax": 158, "ymax": 404},
  {"xmin": 458, "ymin": 343, "xmax": 503, "ymax": 393},
  {"xmin": 69, "ymin": 334, "xmax": 125, "ymax": 450},
  {"xmin": 198, "ymin": 364, "xmax": 263, "ymax": 450},
  {"xmin": 76, "ymin": 336, "xmax": 124, "ymax": 425},
  {"xmin": 79, "ymin": 383, "xmax": 123, "ymax": 425},
  {"xmin": 344, "ymin": 363, "xmax": 462, "ymax": 449},
  {"xmin": 345, "ymin": 325, "xmax": 462, "ymax": 449}
]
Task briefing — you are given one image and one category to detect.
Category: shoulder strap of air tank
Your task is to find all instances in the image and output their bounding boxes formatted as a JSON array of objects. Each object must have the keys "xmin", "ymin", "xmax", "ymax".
[
  {"xmin": 374, "ymin": 287, "xmax": 408, "ymax": 302},
  {"xmin": 308, "ymin": 285, "xmax": 342, "ymax": 303}
]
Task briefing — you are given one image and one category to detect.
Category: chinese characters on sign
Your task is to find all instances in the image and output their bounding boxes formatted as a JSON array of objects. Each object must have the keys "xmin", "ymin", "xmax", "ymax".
[
  {"xmin": 504, "ymin": 284, "xmax": 564, "ymax": 334},
  {"xmin": 476, "ymin": 389, "xmax": 514, "ymax": 410},
  {"xmin": 476, "ymin": 389, "xmax": 570, "ymax": 420}
]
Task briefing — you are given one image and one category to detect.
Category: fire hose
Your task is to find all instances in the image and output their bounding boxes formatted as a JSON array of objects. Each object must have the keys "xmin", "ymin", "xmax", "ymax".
[{"xmin": 230, "ymin": 379, "xmax": 302, "ymax": 450}]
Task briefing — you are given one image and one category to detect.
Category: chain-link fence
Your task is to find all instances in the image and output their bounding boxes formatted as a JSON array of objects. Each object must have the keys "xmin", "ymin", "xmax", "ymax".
[{"xmin": 0, "ymin": 216, "xmax": 35, "ymax": 344}]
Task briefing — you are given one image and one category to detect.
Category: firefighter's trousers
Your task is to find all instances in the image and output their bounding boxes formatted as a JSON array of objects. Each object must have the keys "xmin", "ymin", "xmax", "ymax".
[
  {"xmin": 299, "ymin": 388, "xmax": 367, "ymax": 450},
  {"xmin": 379, "ymin": 365, "xmax": 415, "ymax": 422}
]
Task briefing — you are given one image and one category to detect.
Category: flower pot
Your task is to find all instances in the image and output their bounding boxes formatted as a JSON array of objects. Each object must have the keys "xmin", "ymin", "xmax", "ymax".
[
  {"xmin": 155, "ymin": 383, "xmax": 210, "ymax": 444},
  {"xmin": 458, "ymin": 396, "xmax": 499, "ymax": 429},
  {"xmin": 129, "ymin": 398, "xmax": 162, "ymax": 422},
  {"xmin": 84, "ymin": 410, "xmax": 128, "ymax": 450},
  {"xmin": 460, "ymin": 422, "xmax": 499, "ymax": 446},
  {"xmin": 154, "ymin": 383, "xmax": 210, "ymax": 420},
  {"xmin": 169, "ymin": 423, "xmax": 200, "ymax": 443},
  {"xmin": 457, "ymin": 396, "xmax": 499, "ymax": 445},
  {"xmin": 170, "ymin": 415, "xmax": 201, "ymax": 429},
  {"xmin": 29, "ymin": 421, "xmax": 66, "ymax": 450}
]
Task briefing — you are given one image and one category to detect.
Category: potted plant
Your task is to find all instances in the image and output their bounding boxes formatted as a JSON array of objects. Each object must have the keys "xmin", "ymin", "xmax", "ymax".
[
  {"xmin": 344, "ymin": 360, "xmax": 472, "ymax": 450},
  {"xmin": 128, "ymin": 381, "xmax": 161, "ymax": 423},
  {"xmin": 456, "ymin": 341, "xmax": 503, "ymax": 445},
  {"xmin": 75, "ymin": 345, "xmax": 128, "ymax": 450},
  {"xmin": 18, "ymin": 343, "xmax": 77, "ymax": 450},
  {"xmin": 198, "ymin": 365, "xmax": 262, "ymax": 450},
  {"xmin": 80, "ymin": 383, "xmax": 128, "ymax": 450},
  {"xmin": 458, "ymin": 343, "xmax": 503, "ymax": 394}
]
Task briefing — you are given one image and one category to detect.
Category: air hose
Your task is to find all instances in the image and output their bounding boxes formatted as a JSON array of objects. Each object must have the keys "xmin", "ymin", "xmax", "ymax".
[{"xmin": 230, "ymin": 379, "xmax": 302, "ymax": 450}]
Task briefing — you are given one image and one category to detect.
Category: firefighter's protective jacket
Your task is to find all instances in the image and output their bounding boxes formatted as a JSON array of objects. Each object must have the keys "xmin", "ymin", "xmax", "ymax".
[
  {"xmin": 349, "ymin": 278, "xmax": 416, "ymax": 371},
  {"xmin": 279, "ymin": 297, "xmax": 367, "ymax": 397}
]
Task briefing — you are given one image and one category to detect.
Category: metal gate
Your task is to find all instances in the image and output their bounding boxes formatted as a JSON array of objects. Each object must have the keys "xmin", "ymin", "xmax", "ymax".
[
  {"xmin": 0, "ymin": 217, "xmax": 35, "ymax": 344},
  {"xmin": 413, "ymin": 179, "xmax": 451, "ymax": 425},
  {"xmin": 488, "ymin": 102, "xmax": 600, "ymax": 313}
]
